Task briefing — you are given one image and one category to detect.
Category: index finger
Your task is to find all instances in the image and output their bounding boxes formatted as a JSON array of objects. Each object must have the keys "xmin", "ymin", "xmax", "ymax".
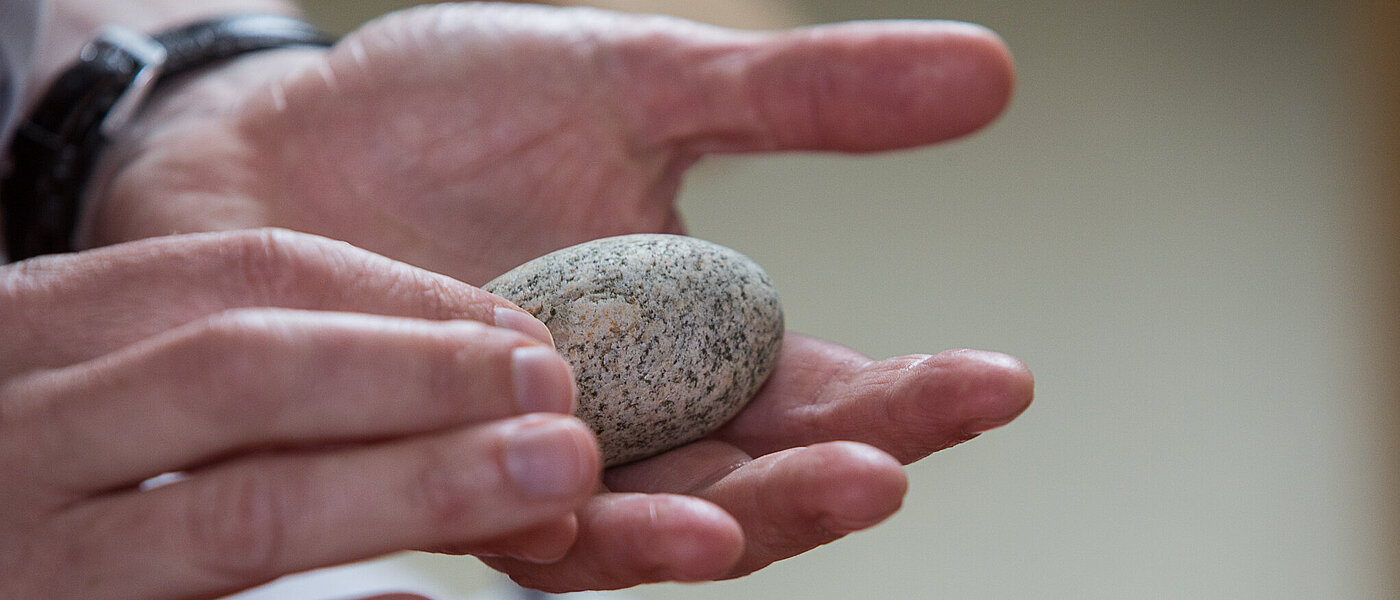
[{"xmin": 0, "ymin": 229, "xmax": 551, "ymax": 373}]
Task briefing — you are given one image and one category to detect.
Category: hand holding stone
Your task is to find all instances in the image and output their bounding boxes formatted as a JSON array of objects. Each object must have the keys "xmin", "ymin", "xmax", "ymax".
[{"xmin": 69, "ymin": 2, "xmax": 1029, "ymax": 591}]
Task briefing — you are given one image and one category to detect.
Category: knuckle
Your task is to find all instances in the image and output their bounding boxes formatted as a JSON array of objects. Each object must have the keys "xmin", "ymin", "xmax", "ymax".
[
  {"xmin": 229, "ymin": 230, "xmax": 309, "ymax": 301},
  {"xmin": 217, "ymin": 228, "xmax": 478, "ymax": 320},
  {"xmin": 413, "ymin": 434, "xmax": 485, "ymax": 529},
  {"xmin": 410, "ymin": 273, "xmax": 479, "ymax": 321},
  {"xmin": 421, "ymin": 322, "xmax": 496, "ymax": 415},
  {"xmin": 183, "ymin": 468, "xmax": 291, "ymax": 583},
  {"xmin": 205, "ymin": 227, "xmax": 495, "ymax": 321},
  {"xmin": 164, "ymin": 309, "xmax": 290, "ymax": 430},
  {"xmin": 219, "ymin": 228, "xmax": 343, "ymax": 305}
]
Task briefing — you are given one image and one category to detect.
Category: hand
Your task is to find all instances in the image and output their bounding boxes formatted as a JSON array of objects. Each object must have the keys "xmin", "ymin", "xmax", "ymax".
[
  {"xmin": 0, "ymin": 230, "xmax": 601, "ymax": 600},
  {"xmin": 480, "ymin": 341, "xmax": 1031, "ymax": 591},
  {"xmin": 75, "ymin": 2, "xmax": 1029, "ymax": 591},
  {"xmin": 83, "ymin": 2, "xmax": 1015, "ymax": 286}
]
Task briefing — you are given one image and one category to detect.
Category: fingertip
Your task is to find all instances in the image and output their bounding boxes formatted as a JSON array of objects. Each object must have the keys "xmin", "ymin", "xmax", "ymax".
[
  {"xmin": 509, "ymin": 515, "xmax": 580, "ymax": 565},
  {"xmin": 510, "ymin": 345, "xmax": 577, "ymax": 415},
  {"xmin": 783, "ymin": 19, "xmax": 1017, "ymax": 150},
  {"xmin": 789, "ymin": 442, "xmax": 908, "ymax": 535},
  {"xmin": 592, "ymin": 494, "xmax": 744, "ymax": 583},
  {"xmin": 938, "ymin": 349, "xmax": 1035, "ymax": 434},
  {"xmin": 496, "ymin": 493, "xmax": 745, "ymax": 591},
  {"xmin": 653, "ymin": 497, "xmax": 746, "ymax": 581},
  {"xmin": 492, "ymin": 306, "xmax": 555, "ymax": 346},
  {"xmin": 655, "ymin": 18, "xmax": 1019, "ymax": 155},
  {"xmin": 921, "ymin": 20, "xmax": 1017, "ymax": 140},
  {"xmin": 502, "ymin": 415, "xmax": 601, "ymax": 500},
  {"xmin": 931, "ymin": 20, "xmax": 1015, "ymax": 76}
]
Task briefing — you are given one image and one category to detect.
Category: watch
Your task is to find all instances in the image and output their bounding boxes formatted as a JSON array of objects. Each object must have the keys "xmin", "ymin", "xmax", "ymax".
[{"xmin": 0, "ymin": 14, "xmax": 335, "ymax": 261}]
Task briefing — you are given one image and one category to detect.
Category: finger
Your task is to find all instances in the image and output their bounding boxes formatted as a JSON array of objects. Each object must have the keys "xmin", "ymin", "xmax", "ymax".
[
  {"xmin": 0, "ymin": 228, "xmax": 552, "ymax": 374},
  {"xmin": 482, "ymin": 493, "xmax": 745, "ymax": 592},
  {"xmin": 604, "ymin": 440, "xmax": 753, "ymax": 496},
  {"xmin": 714, "ymin": 334, "xmax": 1034, "ymax": 463},
  {"xmin": 608, "ymin": 440, "xmax": 907, "ymax": 578},
  {"xmin": 617, "ymin": 19, "xmax": 1015, "ymax": 154},
  {"xmin": 2, "ymin": 309, "xmax": 575, "ymax": 496},
  {"xmin": 435, "ymin": 514, "xmax": 579, "ymax": 565},
  {"xmin": 40, "ymin": 414, "xmax": 599, "ymax": 600}
]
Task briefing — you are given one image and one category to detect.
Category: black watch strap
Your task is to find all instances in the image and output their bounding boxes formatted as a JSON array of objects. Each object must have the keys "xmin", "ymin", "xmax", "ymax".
[{"xmin": 0, "ymin": 14, "xmax": 334, "ymax": 261}]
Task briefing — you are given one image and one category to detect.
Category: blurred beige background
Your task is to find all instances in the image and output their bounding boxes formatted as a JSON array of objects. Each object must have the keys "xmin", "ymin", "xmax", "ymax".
[{"xmin": 279, "ymin": 1, "xmax": 1399, "ymax": 598}]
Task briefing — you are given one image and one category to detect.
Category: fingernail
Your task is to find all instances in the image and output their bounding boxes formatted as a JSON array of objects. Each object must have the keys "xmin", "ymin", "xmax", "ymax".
[
  {"xmin": 512, "ymin": 346, "xmax": 576, "ymax": 414},
  {"xmin": 504, "ymin": 417, "xmax": 597, "ymax": 498},
  {"xmin": 494, "ymin": 307, "xmax": 554, "ymax": 346}
]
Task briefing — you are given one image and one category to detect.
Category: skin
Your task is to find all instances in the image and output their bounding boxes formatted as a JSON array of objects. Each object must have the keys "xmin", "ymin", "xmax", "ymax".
[
  {"xmin": 0, "ymin": 229, "xmax": 598, "ymax": 599},
  {"xmin": 1, "ymin": 2, "xmax": 1032, "ymax": 598},
  {"xmin": 83, "ymin": 4, "xmax": 1018, "ymax": 285}
]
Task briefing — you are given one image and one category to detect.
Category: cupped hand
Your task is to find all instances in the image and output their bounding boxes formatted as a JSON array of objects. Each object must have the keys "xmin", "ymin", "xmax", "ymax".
[
  {"xmin": 481, "ymin": 340, "xmax": 1032, "ymax": 591},
  {"xmin": 0, "ymin": 230, "xmax": 600, "ymax": 600},
  {"xmin": 74, "ymin": 2, "xmax": 1028, "ymax": 592}
]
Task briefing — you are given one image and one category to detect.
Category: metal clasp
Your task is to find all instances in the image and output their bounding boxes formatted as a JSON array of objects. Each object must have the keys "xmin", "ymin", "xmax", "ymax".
[{"xmin": 85, "ymin": 25, "xmax": 169, "ymax": 137}]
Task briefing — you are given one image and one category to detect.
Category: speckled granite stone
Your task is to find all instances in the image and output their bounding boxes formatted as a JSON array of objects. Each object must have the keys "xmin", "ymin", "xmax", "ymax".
[{"xmin": 484, "ymin": 234, "xmax": 784, "ymax": 466}]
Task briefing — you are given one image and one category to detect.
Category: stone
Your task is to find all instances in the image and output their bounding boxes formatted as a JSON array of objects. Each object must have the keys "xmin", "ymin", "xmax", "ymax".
[{"xmin": 485, "ymin": 234, "xmax": 784, "ymax": 466}]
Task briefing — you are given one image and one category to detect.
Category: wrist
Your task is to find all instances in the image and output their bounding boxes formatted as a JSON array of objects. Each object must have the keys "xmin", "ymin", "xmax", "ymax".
[
  {"xmin": 79, "ymin": 46, "xmax": 328, "ymax": 249},
  {"xmin": 31, "ymin": 0, "xmax": 301, "ymax": 106},
  {"xmin": 2, "ymin": 16, "xmax": 334, "ymax": 259}
]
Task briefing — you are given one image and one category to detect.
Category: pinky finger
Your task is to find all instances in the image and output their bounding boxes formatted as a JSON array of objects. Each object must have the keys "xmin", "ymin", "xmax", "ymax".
[{"xmin": 41, "ymin": 414, "xmax": 599, "ymax": 600}]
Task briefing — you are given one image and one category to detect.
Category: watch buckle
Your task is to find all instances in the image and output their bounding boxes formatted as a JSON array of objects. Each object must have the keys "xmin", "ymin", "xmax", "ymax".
[{"xmin": 86, "ymin": 25, "xmax": 169, "ymax": 137}]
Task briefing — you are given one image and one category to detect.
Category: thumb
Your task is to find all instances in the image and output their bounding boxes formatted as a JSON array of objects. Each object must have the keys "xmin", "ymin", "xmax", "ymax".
[{"xmin": 622, "ymin": 19, "xmax": 1016, "ymax": 155}]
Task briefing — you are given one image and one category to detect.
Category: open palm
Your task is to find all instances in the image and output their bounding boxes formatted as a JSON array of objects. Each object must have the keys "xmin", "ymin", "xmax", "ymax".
[{"xmin": 89, "ymin": 3, "xmax": 1013, "ymax": 284}]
